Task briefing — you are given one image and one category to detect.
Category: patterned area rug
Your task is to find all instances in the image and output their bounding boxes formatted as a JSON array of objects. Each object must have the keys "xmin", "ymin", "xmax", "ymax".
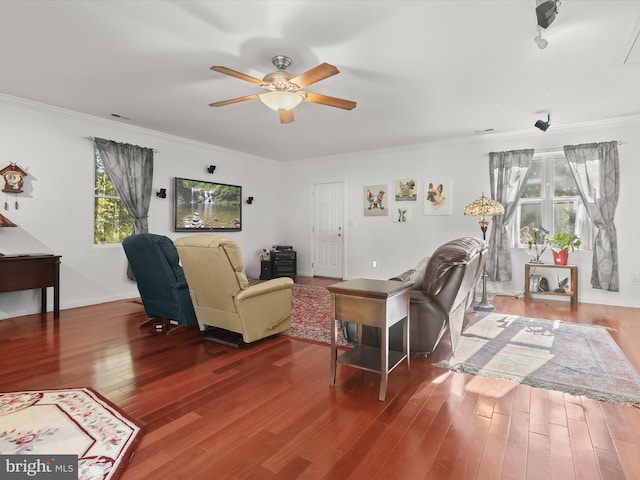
[
  {"xmin": 0, "ymin": 388, "xmax": 143, "ymax": 479},
  {"xmin": 285, "ymin": 284, "xmax": 352, "ymax": 348},
  {"xmin": 435, "ymin": 312, "xmax": 640, "ymax": 406}
]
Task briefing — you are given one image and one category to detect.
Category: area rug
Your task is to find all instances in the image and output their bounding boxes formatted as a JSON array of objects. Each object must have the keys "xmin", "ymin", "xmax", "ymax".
[
  {"xmin": 0, "ymin": 387, "xmax": 143, "ymax": 479},
  {"xmin": 285, "ymin": 284, "xmax": 351, "ymax": 348},
  {"xmin": 434, "ymin": 312, "xmax": 640, "ymax": 406}
]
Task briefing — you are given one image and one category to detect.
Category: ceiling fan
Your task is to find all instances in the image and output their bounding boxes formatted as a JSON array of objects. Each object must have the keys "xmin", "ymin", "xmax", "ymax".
[{"xmin": 208, "ymin": 55, "xmax": 356, "ymax": 124}]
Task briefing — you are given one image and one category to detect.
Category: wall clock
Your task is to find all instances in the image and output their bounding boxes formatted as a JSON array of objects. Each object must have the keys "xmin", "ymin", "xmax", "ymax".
[{"xmin": 1, "ymin": 163, "xmax": 27, "ymax": 193}]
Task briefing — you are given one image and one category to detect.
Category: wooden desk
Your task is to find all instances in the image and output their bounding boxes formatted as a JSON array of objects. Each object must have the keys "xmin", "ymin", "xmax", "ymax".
[
  {"xmin": 524, "ymin": 263, "xmax": 578, "ymax": 307},
  {"xmin": 0, "ymin": 254, "xmax": 61, "ymax": 318},
  {"xmin": 328, "ymin": 278, "xmax": 412, "ymax": 401}
]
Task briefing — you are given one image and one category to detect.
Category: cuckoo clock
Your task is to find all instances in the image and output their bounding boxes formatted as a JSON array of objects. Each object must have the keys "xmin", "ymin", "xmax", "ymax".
[{"xmin": 1, "ymin": 163, "xmax": 27, "ymax": 193}]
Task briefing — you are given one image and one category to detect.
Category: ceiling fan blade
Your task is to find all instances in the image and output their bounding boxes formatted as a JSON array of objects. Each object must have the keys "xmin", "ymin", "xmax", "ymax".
[
  {"xmin": 209, "ymin": 94, "xmax": 260, "ymax": 107},
  {"xmin": 210, "ymin": 66, "xmax": 264, "ymax": 86},
  {"xmin": 303, "ymin": 92, "xmax": 356, "ymax": 110},
  {"xmin": 289, "ymin": 63, "xmax": 339, "ymax": 88},
  {"xmin": 279, "ymin": 108, "xmax": 295, "ymax": 124}
]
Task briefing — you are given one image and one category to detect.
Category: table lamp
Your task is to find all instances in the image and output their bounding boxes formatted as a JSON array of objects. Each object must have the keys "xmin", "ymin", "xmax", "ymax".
[{"xmin": 464, "ymin": 193, "xmax": 504, "ymax": 311}]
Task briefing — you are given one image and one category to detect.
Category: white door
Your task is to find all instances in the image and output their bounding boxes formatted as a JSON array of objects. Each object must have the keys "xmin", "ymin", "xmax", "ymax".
[{"xmin": 313, "ymin": 182, "xmax": 344, "ymax": 278}]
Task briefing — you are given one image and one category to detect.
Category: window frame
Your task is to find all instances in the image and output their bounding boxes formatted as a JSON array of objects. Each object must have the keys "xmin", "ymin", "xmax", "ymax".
[
  {"xmin": 514, "ymin": 152, "xmax": 588, "ymax": 248},
  {"xmin": 93, "ymin": 149, "xmax": 132, "ymax": 245}
]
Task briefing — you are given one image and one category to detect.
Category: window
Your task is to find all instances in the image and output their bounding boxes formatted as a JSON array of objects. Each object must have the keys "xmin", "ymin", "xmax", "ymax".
[
  {"xmin": 94, "ymin": 150, "xmax": 132, "ymax": 244},
  {"xmin": 516, "ymin": 153, "xmax": 592, "ymax": 248}
]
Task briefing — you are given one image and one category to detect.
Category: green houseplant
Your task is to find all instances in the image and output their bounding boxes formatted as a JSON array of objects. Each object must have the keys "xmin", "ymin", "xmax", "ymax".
[
  {"xmin": 547, "ymin": 233, "xmax": 581, "ymax": 265},
  {"xmin": 525, "ymin": 227, "xmax": 548, "ymax": 264}
]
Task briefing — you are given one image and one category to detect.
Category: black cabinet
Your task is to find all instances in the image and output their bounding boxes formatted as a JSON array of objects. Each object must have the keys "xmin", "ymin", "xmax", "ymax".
[
  {"xmin": 270, "ymin": 248, "xmax": 296, "ymax": 278},
  {"xmin": 260, "ymin": 260, "xmax": 272, "ymax": 280}
]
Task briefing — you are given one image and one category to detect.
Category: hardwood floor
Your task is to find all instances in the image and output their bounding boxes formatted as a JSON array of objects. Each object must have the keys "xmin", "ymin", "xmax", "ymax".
[{"xmin": 1, "ymin": 277, "xmax": 639, "ymax": 479}]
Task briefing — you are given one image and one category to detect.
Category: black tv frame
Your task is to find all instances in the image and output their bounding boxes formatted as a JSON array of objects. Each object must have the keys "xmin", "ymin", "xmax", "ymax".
[{"xmin": 173, "ymin": 177, "xmax": 242, "ymax": 232}]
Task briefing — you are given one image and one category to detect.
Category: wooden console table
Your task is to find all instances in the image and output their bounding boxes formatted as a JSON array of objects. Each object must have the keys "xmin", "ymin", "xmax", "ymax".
[
  {"xmin": 0, "ymin": 254, "xmax": 61, "ymax": 318},
  {"xmin": 524, "ymin": 263, "xmax": 578, "ymax": 307},
  {"xmin": 328, "ymin": 278, "xmax": 412, "ymax": 401}
]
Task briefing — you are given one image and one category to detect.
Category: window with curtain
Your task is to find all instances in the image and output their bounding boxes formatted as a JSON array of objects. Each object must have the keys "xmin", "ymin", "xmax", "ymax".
[
  {"xmin": 94, "ymin": 148, "xmax": 132, "ymax": 244},
  {"xmin": 514, "ymin": 152, "xmax": 593, "ymax": 249}
]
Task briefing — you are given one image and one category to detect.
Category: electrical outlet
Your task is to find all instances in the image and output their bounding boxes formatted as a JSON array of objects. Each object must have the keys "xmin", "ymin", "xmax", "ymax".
[
  {"xmin": 632, "ymin": 273, "xmax": 640, "ymax": 283},
  {"xmin": 372, "ymin": 260, "xmax": 377, "ymax": 268}
]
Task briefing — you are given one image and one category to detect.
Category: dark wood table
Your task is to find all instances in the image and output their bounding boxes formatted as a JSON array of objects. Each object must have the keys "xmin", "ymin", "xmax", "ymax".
[
  {"xmin": 328, "ymin": 278, "xmax": 412, "ymax": 401},
  {"xmin": 0, "ymin": 254, "xmax": 61, "ymax": 318}
]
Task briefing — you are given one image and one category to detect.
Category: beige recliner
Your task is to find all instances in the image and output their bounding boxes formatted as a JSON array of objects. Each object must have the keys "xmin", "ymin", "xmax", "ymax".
[{"xmin": 174, "ymin": 234, "xmax": 293, "ymax": 343}]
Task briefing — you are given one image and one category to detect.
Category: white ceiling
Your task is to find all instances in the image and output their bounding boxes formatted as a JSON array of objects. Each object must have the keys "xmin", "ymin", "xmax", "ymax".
[{"xmin": 1, "ymin": 0, "xmax": 639, "ymax": 161}]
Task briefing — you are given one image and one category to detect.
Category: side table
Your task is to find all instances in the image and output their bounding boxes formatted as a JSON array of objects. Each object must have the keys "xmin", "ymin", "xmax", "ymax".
[
  {"xmin": 524, "ymin": 263, "xmax": 578, "ymax": 307},
  {"xmin": 328, "ymin": 278, "xmax": 412, "ymax": 401}
]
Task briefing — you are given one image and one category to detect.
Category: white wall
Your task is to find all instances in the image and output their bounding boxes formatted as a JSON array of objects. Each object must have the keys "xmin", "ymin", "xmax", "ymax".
[
  {"xmin": 280, "ymin": 115, "xmax": 640, "ymax": 308},
  {"xmin": 2, "ymin": 95, "xmax": 639, "ymax": 320},
  {"xmin": 0, "ymin": 95, "xmax": 286, "ymax": 319}
]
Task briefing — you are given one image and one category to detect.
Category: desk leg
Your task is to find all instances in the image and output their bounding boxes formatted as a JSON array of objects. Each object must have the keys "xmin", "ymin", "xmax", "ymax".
[
  {"xmin": 329, "ymin": 293, "xmax": 337, "ymax": 386},
  {"xmin": 405, "ymin": 312, "xmax": 410, "ymax": 372},
  {"xmin": 53, "ymin": 258, "xmax": 60, "ymax": 319},
  {"xmin": 40, "ymin": 287, "xmax": 47, "ymax": 315}
]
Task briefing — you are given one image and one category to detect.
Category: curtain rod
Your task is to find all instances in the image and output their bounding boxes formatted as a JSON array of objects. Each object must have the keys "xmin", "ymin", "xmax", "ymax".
[
  {"xmin": 85, "ymin": 136, "xmax": 159, "ymax": 153},
  {"xmin": 484, "ymin": 140, "xmax": 625, "ymax": 157}
]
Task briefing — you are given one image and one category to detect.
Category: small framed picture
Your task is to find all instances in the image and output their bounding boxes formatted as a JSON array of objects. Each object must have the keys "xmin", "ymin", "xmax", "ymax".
[
  {"xmin": 363, "ymin": 184, "xmax": 388, "ymax": 216},
  {"xmin": 393, "ymin": 207, "xmax": 411, "ymax": 222},
  {"xmin": 395, "ymin": 179, "xmax": 417, "ymax": 201},
  {"xmin": 424, "ymin": 180, "xmax": 451, "ymax": 215}
]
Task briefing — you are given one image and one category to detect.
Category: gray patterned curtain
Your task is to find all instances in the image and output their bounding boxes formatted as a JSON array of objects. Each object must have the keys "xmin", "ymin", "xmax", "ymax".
[
  {"xmin": 94, "ymin": 138, "xmax": 154, "ymax": 280},
  {"xmin": 487, "ymin": 149, "xmax": 534, "ymax": 281},
  {"xmin": 94, "ymin": 138, "xmax": 154, "ymax": 235},
  {"xmin": 563, "ymin": 141, "xmax": 619, "ymax": 291}
]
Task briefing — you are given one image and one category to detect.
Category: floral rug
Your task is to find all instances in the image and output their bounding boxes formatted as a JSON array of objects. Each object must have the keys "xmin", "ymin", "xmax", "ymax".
[
  {"xmin": 285, "ymin": 284, "xmax": 352, "ymax": 348},
  {"xmin": 0, "ymin": 387, "xmax": 143, "ymax": 479},
  {"xmin": 434, "ymin": 312, "xmax": 640, "ymax": 406}
]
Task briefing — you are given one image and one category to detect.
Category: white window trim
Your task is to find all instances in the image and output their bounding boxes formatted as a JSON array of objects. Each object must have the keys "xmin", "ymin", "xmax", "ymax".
[{"xmin": 513, "ymin": 152, "xmax": 593, "ymax": 249}]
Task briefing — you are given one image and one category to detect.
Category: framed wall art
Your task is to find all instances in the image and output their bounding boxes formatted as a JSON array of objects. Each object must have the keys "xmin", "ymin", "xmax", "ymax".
[
  {"xmin": 363, "ymin": 184, "xmax": 388, "ymax": 216},
  {"xmin": 174, "ymin": 177, "xmax": 242, "ymax": 231},
  {"xmin": 393, "ymin": 207, "xmax": 411, "ymax": 222},
  {"xmin": 424, "ymin": 180, "xmax": 451, "ymax": 215},
  {"xmin": 395, "ymin": 178, "xmax": 417, "ymax": 201}
]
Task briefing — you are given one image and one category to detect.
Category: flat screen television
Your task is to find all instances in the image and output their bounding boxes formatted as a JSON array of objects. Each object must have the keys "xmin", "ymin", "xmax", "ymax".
[{"xmin": 174, "ymin": 177, "xmax": 242, "ymax": 232}]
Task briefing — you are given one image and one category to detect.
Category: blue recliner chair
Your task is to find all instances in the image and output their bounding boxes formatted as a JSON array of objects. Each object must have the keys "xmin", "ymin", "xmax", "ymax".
[{"xmin": 122, "ymin": 233, "xmax": 198, "ymax": 333}]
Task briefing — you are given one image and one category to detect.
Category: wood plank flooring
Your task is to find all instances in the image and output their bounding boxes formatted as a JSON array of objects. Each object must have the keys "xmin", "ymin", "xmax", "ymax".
[{"xmin": 1, "ymin": 277, "xmax": 639, "ymax": 479}]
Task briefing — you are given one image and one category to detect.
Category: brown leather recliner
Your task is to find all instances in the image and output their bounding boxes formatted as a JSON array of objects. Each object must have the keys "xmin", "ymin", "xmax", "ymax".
[
  {"xmin": 342, "ymin": 237, "xmax": 487, "ymax": 356},
  {"xmin": 392, "ymin": 236, "xmax": 487, "ymax": 355}
]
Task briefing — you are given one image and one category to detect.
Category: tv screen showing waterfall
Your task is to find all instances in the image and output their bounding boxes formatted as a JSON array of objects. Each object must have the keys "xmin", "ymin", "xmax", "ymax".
[{"xmin": 174, "ymin": 177, "xmax": 242, "ymax": 232}]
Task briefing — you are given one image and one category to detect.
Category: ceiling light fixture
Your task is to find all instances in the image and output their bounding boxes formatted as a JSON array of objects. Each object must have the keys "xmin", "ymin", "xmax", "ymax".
[
  {"xmin": 259, "ymin": 91, "xmax": 304, "ymax": 111},
  {"xmin": 535, "ymin": 113, "xmax": 551, "ymax": 131},
  {"xmin": 534, "ymin": 26, "xmax": 549, "ymax": 49}
]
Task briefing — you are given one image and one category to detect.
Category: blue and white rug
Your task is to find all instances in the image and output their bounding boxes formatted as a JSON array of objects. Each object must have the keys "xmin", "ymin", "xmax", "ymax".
[{"xmin": 435, "ymin": 312, "xmax": 640, "ymax": 406}]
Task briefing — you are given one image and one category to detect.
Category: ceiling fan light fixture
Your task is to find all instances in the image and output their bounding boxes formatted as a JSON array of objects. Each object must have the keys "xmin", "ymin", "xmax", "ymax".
[{"xmin": 259, "ymin": 91, "xmax": 303, "ymax": 111}]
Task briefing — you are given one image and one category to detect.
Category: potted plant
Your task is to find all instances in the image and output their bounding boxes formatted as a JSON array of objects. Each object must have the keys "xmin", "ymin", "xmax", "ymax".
[
  {"xmin": 524, "ymin": 226, "xmax": 548, "ymax": 264},
  {"xmin": 547, "ymin": 233, "xmax": 581, "ymax": 265}
]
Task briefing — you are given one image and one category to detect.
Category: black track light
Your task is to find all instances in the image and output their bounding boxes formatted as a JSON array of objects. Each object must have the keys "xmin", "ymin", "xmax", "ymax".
[{"xmin": 535, "ymin": 114, "xmax": 551, "ymax": 132}]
